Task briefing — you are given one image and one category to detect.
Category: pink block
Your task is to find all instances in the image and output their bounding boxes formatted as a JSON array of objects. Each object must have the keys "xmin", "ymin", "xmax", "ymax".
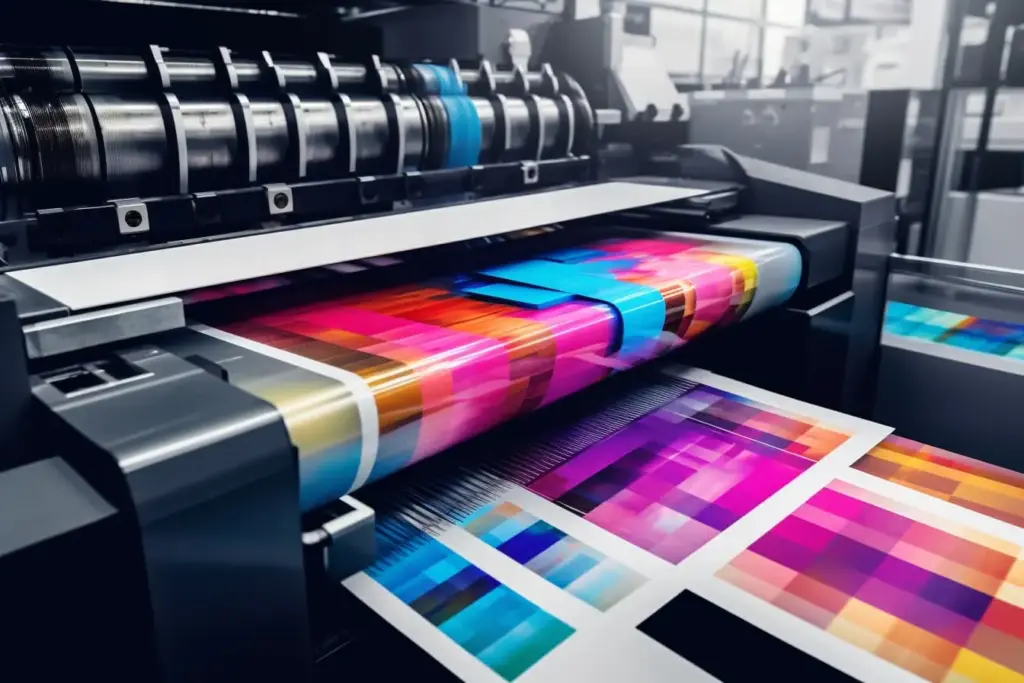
[{"xmin": 809, "ymin": 486, "xmax": 870, "ymax": 521}]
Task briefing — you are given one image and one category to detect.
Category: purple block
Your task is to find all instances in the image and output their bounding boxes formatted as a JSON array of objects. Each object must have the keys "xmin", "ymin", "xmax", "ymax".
[
  {"xmin": 749, "ymin": 532, "xmax": 819, "ymax": 573},
  {"xmin": 871, "ymin": 555, "xmax": 934, "ymax": 593},
  {"xmin": 856, "ymin": 577, "xmax": 976, "ymax": 646},
  {"xmin": 918, "ymin": 572, "xmax": 993, "ymax": 621}
]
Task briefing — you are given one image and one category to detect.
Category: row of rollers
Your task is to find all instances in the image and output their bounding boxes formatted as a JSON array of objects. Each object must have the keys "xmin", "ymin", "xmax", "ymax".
[{"xmin": 0, "ymin": 78, "xmax": 581, "ymax": 219}]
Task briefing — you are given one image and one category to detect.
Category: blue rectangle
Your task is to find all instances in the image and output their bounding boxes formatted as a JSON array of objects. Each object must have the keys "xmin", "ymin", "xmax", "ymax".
[
  {"xmin": 481, "ymin": 260, "xmax": 666, "ymax": 352},
  {"xmin": 463, "ymin": 283, "xmax": 573, "ymax": 309}
]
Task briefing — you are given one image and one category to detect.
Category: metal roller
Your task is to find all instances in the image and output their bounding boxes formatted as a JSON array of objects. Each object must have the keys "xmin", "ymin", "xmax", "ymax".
[
  {"xmin": 504, "ymin": 98, "xmax": 534, "ymax": 159},
  {"xmin": 6, "ymin": 93, "xmax": 104, "ymax": 211},
  {"xmin": 300, "ymin": 99, "xmax": 343, "ymax": 180},
  {"xmin": 346, "ymin": 97, "xmax": 391, "ymax": 170},
  {"xmin": 0, "ymin": 67, "xmax": 585, "ymax": 219},
  {"xmin": 398, "ymin": 95, "xmax": 427, "ymax": 172},
  {"xmin": 473, "ymin": 98, "xmax": 496, "ymax": 158},
  {"xmin": 250, "ymin": 99, "xmax": 293, "ymax": 182},
  {"xmin": 89, "ymin": 97, "xmax": 171, "ymax": 199},
  {"xmin": 0, "ymin": 44, "xmax": 566, "ymax": 100},
  {"xmin": 179, "ymin": 100, "xmax": 240, "ymax": 192}
]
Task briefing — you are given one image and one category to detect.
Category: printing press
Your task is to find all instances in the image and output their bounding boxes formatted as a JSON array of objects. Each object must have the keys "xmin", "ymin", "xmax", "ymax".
[{"xmin": 0, "ymin": 3, "xmax": 897, "ymax": 682}]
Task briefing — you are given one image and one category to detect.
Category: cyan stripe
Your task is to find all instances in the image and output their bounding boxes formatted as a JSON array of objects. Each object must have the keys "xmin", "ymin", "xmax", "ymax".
[{"xmin": 480, "ymin": 260, "xmax": 666, "ymax": 352}]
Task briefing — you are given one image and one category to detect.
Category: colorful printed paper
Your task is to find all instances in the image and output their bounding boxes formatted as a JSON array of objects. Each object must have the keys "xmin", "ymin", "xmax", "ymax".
[
  {"xmin": 884, "ymin": 301, "xmax": 1024, "ymax": 360},
  {"xmin": 718, "ymin": 480, "xmax": 1024, "ymax": 683},
  {"xmin": 461, "ymin": 501, "xmax": 647, "ymax": 610},
  {"xmin": 367, "ymin": 522, "xmax": 574, "ymax": 681},
  {"xmin": 855, "ymin": 435, "xmax": 1024, "ymax": 528},
  {"xmin": 185, "ymin": 233, "xmax": 801, "ymax": 509},
  {"xmin": 670, "ymin": 384, "xmax": 850, "ymax": 462},
  {"xmin": 527, "ymin": 385, "xmax": 849, "ymax": 563},
  {"xmin": 344, "ymin": 370, "xmax": 901, "ymax": 683}
]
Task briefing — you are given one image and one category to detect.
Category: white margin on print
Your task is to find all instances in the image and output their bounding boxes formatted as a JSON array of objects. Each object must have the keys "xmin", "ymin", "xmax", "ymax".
[
  {"xmin": 837, "ymin": 468, "xmax": 1024, "ymax": 550},
  {"xmin": 502, "ymin": 486, "xmax": 675, "ymax": 580},
  {"xmin": 431, "ymin": 523, "xmax": 603, "ymax": 631},
  {"xmin": 604, "ymin": 419, "xmax": 891, "ymax": 626},
  {"xmin": 666, "ymin": 365, "xmax": 893, "ymax": 436},
  {"xmin": 601, "ymin": 367, "xmax": 892, "ymax": 627},
  {"xmin": 192, "ymin": 323, "xmax": 381, "ymax": 489}
]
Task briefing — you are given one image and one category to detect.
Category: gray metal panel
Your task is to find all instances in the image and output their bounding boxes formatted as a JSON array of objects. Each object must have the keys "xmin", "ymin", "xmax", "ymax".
[
  {"xmin": 0, "ymin": 295, "xmax": 30, "ymax": 467},
  {"xmin": 0, "ymin": 457, "xmax": 115, "ymax": 557},
  {"xmin": 23, "ymin": 297, "xmax": 185, "ymax": 359},
  {"xmin": 874, "ymin": 342, "xmax": 1024, "ymax": 470},
  {"xmin": 33, "ymin": 346, "xmax": 312, "ymax": 682},
  {"xmin": 731, "ymin": 151, "xmax": 896, "ymax": 415},
  {"xmin": 735, "ymin": 152, "xmax": 896, "ymax": 230},
  {"xmin": 8, "ymin": 182, "xmax": 710, "ymax": 312},
  {"xmin": 698, "ymin": 214, "xmax": 848, "ymax": 291},
  {"xmin": 967, "ymin": 192, "xmax": 1024, "ymax": 270},
  {"xmin": 304, "ymin": 496, "xmax": 376, "ymax": 582},
  {"xmin": 0, "ymin": 273, "xmax": 68, "ymax": 324},
  {"xmin": 889, "ymin": 271, "xmax": 1024, "ymax": 326}
]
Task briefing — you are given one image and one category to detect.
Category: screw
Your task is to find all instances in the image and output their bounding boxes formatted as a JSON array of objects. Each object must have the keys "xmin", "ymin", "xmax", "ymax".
[
  {"xmin": 124, "ymin": 210, "xmax": 143, "ymax": 228},
  {"xmin": 273, "ymin": 192, "xmax": 290, "ymax": 209}
]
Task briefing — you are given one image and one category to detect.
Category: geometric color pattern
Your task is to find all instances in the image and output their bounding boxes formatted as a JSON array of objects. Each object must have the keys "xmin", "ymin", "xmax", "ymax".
[
  {"xmin": 461, "ymin": 501, "xmax": 647, "ymax": 610},
  {"xmin": 671, "ymin": 384, "xmax": 850, "ymax": 462},
  {"xmin": 884, "ymin": 301, "xmax": 1024, "ymax": 360},
  {"xmin": 856, "ymin": 435, "xmax": 1024, "ymax": 528},
  {"xmin": 718, "ymin": 480, "xmax": 1024, "ymax": 683},
  {"xmin": 201, "ymin": 235, "xmax": 802, "ymax": 509},
  {"xmin": 366, "ymin": 529, "xmax": 574, "ymax": 681},
  {"xmin": 528, "ymin": 385, "xmax": 849, "ymax": 563}
]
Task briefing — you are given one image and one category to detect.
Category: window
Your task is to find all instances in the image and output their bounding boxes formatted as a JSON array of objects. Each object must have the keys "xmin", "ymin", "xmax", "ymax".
[
  {"xmin": 650, "ymin": 0, "xmax": 815, "ymax": 86},
  {"xmin": 706, "ymin": 0, "xmax": 764, "ymax": 20},
  {"xmin": 651, "ymin": 8, "xmax": 705, "ymax": 78},
  {"xmin": 765, "ymin": 0, "xmax": 807, "ymax": 26},
  {"xmin": 762, "ymin": 26, "xmax": 803, "ymax": 83},
  {"xmin": 808, "ymin": 0, "xmax": 848, "ymax": 22},
  {"xmin": 652, "ymin": 0, "xmax": 704, "ymax": 8},
  {"xmin": 849, "ymin": 0, "xmax": 912, "ymax": 23},
  {"xmin": 703, "ymin": 16, "xmax": 762, "ymax": 82}
]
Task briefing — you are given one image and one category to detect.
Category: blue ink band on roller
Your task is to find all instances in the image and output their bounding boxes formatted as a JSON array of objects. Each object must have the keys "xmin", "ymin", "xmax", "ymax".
[
  {"xmin": 443, "ymin": 94, "xmax": 481, "ymax": 168},
  {"xmin": 462, "ymin": 283, "xmax": 574, "ymax": 309},
  {"xmin": 480, "ymin": 260, "xmax": 666, "ymax": 352}
]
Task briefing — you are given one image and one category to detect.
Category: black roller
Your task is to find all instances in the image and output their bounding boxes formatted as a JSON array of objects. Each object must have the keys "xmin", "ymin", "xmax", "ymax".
[
  {"xmin": 0, "ymin": 52, "xmax": 590, "ymax": 220},
  {"xmin": 90, "ymin": 97, "xmax": 172, "ymax": 199},
  {"xmin": 301, "ymin": 98, "xmax": 343, "ymax": 180},
  {"xmin": 178, "ymin": 100, "xmax": 241, "ymax": 192},
  {"xmin": 23, "ymin": 94, "xmax": 104, "ymax": 210},
  {"xmin": 420, "ymin": 95, "xmax": 449, "ymax": 170},
  {"xmin": 250, "ymin": 98, "xmax": 293, "ymax": 183},
  {"xmin": 0, "ymin": 43, "xmax": 567, "ymax": 102},
  {"xmin": 0, "ymin": 47, "xmax": 77, "ymax": 93}
]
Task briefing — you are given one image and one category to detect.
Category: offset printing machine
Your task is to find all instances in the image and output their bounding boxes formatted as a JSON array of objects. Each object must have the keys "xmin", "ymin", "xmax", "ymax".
[{"xmin": 0, "ymin": 6, "xmax": 896, "ymax": 683}]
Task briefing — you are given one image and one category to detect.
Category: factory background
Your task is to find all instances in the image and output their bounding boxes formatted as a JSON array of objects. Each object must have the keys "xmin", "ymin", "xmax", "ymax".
[{"xmin": 1, "ymin": 1, "xmax": 1022, "ymax": 683}]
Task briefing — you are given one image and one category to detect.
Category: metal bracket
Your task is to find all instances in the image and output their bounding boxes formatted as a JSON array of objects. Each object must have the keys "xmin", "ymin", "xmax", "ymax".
[
  {"xmin": 113, "ymin": 199, "xmax": 150, "ymax": 235},
  {"xmin": 264, "ymin": 184, "xmax": 293, "ymax": 215},
  {"xmin": 302, "ymin": 496, "xmax": 376, "ymax": 582},
  {"xmin": 22, "ymin": 297, "xmax": 184, "ymax": 360},
  {"xmin": 521, "ymin": 161, "xmax": 539, "ymax": 185}
]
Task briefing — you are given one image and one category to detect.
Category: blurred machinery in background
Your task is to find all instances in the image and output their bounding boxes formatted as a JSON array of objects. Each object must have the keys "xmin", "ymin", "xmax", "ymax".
[{"xmin": 0, "ymin": 2, "xmax": 905, "ymax": 682}]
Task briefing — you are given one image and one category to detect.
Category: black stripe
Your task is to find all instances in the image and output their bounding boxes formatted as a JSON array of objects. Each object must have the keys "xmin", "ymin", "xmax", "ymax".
[
  {"xmin": 315, "ymin": 583, "xmax": 460, "ymax": 683},
  {"xmin": 638, "ymin": 591, "xmax": 859, "ymax": 683}
]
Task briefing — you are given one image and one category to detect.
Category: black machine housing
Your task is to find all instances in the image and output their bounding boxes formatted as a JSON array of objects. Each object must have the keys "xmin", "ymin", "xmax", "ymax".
[{"xmin": 0, "ymin": 3, "xmax": 897, "ymax": 682}]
